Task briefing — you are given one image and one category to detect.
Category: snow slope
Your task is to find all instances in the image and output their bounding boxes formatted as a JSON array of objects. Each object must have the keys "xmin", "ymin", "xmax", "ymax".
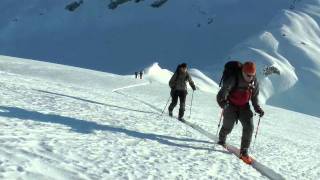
[{"xmin": 0, "ymin": 56, "xmax": 319, "ymax": 179}]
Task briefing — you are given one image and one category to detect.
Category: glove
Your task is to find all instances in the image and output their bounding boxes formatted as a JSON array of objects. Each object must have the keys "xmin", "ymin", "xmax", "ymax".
[{"xmin": 255, "ymin": 107, "xmax": 264, "ymax": 117}]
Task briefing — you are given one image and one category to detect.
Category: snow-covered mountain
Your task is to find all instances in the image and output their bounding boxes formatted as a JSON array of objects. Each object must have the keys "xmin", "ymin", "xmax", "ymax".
[
  {"xmin": 0, "ymin": 0, "xmax": 319, "ymax": 117},
  {"xmin": 0, "ymin": 56, "xmax": 319, "ymax": 179},
  {"xmin": 0, "ymin": 0, "xmax": 289, "ymax": 74},
  {"xmin": 227, "ymin": 0, "xmax": 320, "ymax": 117}
]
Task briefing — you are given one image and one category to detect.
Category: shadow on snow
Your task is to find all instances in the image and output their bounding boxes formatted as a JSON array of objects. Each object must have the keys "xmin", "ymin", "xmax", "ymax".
[
  {"xmin": 34, "ymin": 89, "xmax": 159, "ymax": 115},
  {"xmin": 0, "ymin": 106, "xmax": 229, "ymax": 154}
]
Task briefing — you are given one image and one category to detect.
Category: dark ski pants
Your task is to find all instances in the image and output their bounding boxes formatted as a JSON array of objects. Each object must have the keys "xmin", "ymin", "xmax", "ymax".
[
  {"xmin": 219, "ymin": 104, "xmax": 254, "ymax": 152},
  {"xmin": 168, "ymin": 90, "xmax": 187, "ymax": 118}
]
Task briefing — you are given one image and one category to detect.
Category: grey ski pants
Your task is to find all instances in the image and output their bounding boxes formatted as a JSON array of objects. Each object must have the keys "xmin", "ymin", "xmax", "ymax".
[{"xmin": 218, "ymin": 104, "xmax": 254, "ymax": 151}]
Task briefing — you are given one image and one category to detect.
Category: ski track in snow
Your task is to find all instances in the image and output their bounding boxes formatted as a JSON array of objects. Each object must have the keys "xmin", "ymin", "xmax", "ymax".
[
  {"xmin": 111, "ymin": 82, "xmax": 150, "ymax": 92},
  {"xmin": 0, "ymin": 66, "xmax": 319, "ymax": 179},
  {"xmin": 115, "ymin": 79, "xmax": 320, "ymax": 180},
  {"xmin": 178, "ymin": 119, "xmax": 285, "ymax": 180},
  {"xmin": 110, "ymin": 80, "xmax": 285, "ymax": 180}
]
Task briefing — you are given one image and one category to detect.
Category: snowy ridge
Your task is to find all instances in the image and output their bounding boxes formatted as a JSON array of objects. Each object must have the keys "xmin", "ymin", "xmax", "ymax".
[
  {"xmin": 0, "ymin": 0, "xmax": 289, "ymax": 74},
  {"xmin": 188, "ymin": 68, "xmax": 219, "ymax": 93},
  {"xmin": 228, "ymin": 1, "xmax": 320, "ymax": 117},
  {"xmin": 229, "ymin": 31, "xmax": 298, "ymax": 104},
  {"xmin": 144, "ymin": 62, "xmax": 173, "ymax": 85},
  {"xmin": 0, "ymin": 55, "xmax": 142, "ymax": 92}
]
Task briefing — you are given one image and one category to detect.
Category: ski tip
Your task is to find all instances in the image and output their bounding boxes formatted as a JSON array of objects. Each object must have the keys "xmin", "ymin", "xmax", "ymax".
[{"xmin": 240, "ymin": 156, "xmax": 254, "ymax": 165}]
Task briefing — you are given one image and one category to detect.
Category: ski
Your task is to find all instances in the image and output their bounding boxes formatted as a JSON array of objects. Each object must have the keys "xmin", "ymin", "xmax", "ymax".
[
  {"xmin": 169, "ymin": 117, "xmax": 285, "ymax": 180},
  {"xmin": 175, "ymin": 117, "xmax": 254, "ymax": 164},
  {"xmin": 167, "ymin": 114, "xmax": 186, "ymax": 122},
  {"xmin": 217, "ymin": 143, "xmax": 254, "ymax": 165}
]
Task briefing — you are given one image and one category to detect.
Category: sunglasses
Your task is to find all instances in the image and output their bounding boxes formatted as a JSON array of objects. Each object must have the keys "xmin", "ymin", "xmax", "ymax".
[{"xmin": 245, "ymin": 73, "xmax": 255, "ymax": 78}]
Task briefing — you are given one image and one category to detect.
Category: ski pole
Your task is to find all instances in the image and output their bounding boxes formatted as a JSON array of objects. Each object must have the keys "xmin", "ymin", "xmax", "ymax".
[
  {"xmin": 188, "ymin": 90, "xmax": 194, "ymax": 118},
  {"xmin": 160, "ymin": 95, "xmax": 171, "ymax": 116},
  {"xmin": 252, "ymin": 115, "xmax": 262, "ymax": 151},
  {"xmin": 215, "ymin": 109, "xmax": 224, "ymax": 137},
  {"xmin": 212, "ymin": 109, "xmax": 224, "ymax": 149}
]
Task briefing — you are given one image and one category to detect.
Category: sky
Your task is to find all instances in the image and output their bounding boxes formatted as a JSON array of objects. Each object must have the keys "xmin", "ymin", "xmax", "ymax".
[{"xmin": 0, "ymin": 56, "xmax": 319, "ymax": 179}]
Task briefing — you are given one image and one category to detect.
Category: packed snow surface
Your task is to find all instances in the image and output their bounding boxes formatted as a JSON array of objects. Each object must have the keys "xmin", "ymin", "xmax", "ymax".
[{"xmin": 0, "ymin": 56, "xmax": 319, "ymax": 179}]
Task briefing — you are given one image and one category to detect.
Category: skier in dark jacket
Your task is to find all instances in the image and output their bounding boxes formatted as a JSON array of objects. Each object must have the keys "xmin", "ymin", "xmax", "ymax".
[
  {"xmin": 168, "ymin": 63, "xmax": 196, "ymax": 120},
  {"xmin": 216, "ymin": 61, "xmax": 264, "ymax": 163}
]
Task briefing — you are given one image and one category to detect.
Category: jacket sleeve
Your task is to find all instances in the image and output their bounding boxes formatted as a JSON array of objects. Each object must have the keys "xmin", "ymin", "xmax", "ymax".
[
  {"xmin": 216, "ymin": 76, "xmax": 236, "ymax": 107},
  {"xmin": 251, "ymin": 79, "xmax": 261, "ymax": 111},
  {"xmin": 169, "ymin": 73, "xmax": 177, "ymax": 89},
  {"xmin": 186, "ymin": 73, "xmax": 196, "ymax": 90}
]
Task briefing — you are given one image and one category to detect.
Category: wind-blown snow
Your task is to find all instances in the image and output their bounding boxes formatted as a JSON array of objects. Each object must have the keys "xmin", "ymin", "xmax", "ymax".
[
  {"xmin": 188, "ymin": 68, "xmax": 219, "ymax": 93},
  {"xmin": 0, "ymin": 56, "xmax": 319, "ymax": 179},
  {"xmin": 143, "ymin": 62, "xmax": 173, "ymax": 85}
]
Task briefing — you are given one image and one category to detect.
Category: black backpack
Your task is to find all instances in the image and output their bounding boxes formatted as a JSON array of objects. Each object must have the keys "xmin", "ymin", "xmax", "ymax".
[{"xmin": 219, "ymin": 61, "xmax": 242, "ymax": 87}]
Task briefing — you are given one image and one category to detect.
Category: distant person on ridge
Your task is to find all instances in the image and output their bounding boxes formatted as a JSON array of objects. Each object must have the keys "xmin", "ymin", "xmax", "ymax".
[
  {"xmin": 168, "ymin": 63, "xmax": 196, "ymax": 121},
  {"xmin": 216, "ymin": 61, "xmax": 264, "ymax": 164},
  {"xmin": 135, "ymin": 72, "xmax": 138, "ymax": 79},
  {"xmin": 139, "ymin": 71, "xmax": 143, "ymax": 79}
]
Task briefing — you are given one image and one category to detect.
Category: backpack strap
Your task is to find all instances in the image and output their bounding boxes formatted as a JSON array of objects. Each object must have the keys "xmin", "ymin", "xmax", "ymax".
[
  {"xmin": 229, "ymin": 71, "xmax": 240, "ymax": 92},
  {"xmin": 232, "ymin": 74, "xmax": 256, "ymax": 92}
]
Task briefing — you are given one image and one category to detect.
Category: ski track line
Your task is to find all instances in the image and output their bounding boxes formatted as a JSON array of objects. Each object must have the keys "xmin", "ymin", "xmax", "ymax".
[
  {"xmin": 111, "ymin": 82, "xmax": 150, "ymax": 92},
  {"xmin": 180, "ymin": 120, "xmax": 285, "ymax": 180},
  {"xmin": 112, "ymin": 82, "xmax": 163, "ymax": 113},
  {"xmin": 112, "ymin": 82, "xmax": 284, "ymax": 179},
  {"xmin": 114, "ymin": 91, "xmax": 162, "ymax": 113},
  {"xmin": 32, "ymin": 89, "xmax": 157, "ymax": 115}
]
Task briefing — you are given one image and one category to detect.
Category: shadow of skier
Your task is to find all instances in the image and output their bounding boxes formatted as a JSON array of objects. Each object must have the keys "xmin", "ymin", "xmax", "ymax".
[{"xmin": 0, "ymin": 106, "xmax": 229, "ymax": 153}]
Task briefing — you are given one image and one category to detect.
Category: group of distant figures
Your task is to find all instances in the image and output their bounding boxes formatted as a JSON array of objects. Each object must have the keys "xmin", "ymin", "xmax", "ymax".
[{"xmin": 135, "ymin": 71, "xmax": 144, "ymax": 79}]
